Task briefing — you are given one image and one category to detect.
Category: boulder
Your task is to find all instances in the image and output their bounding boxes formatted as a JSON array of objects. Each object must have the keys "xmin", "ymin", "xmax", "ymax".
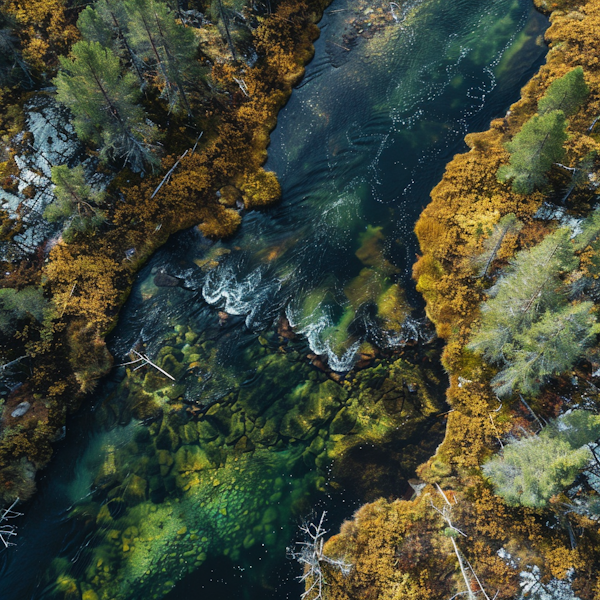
[{"xmin": 11, "ymin": 402, "xmax": 31, "ymax": 418}]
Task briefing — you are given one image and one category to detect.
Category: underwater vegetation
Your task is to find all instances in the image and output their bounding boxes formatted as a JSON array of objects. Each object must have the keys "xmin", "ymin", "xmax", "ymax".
[{"xmin": 42, "ymin": 311, "xmax": 444, "ymax": 599}]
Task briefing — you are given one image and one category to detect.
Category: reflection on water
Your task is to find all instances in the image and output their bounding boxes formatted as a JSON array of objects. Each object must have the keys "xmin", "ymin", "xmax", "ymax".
[{"xmin": 0, "ymin": 0, "xmax": 548, "ymax": 599}]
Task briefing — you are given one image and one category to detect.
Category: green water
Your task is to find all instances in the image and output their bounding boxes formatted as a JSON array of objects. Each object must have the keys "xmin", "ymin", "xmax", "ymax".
[{"xmin": 0, "ymin": 0, "xmax": 548, "ymax": 598}]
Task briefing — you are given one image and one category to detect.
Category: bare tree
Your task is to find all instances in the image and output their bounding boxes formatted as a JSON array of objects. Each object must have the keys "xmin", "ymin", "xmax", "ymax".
[
  {"xmin": 0, "ymin": 498, "xmax": 22, "ymax": 548},
  {"xmin": 288, "ymin": 511, "xmax": 352, "ymax": 600},
  {"xmin": 430, "ymin": 485, "xmax": 495, "ymax": 600}
]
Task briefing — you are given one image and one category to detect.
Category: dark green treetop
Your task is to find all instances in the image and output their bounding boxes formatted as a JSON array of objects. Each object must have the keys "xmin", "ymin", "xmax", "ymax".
[
  {"xmin": 483, "ymin": 409, "xmax": 600, "ymax": 508},
  {"xmin": 498, "ymin": 110, "xmax": 568, "ymax": 194},
  {"xmin": 124, "ymin": 0, "xmax": 199, "ymax": 115},
  {"xmin": 538, "ymin": 67, "xmax": 589, "ymax": 117},
  {"xmin": 54, "ymin": 40, "xmax": 160, "ymax": 171},
  {"xmin": 45, "ymin": 165, "xmax": 106, "ymax": 242}
]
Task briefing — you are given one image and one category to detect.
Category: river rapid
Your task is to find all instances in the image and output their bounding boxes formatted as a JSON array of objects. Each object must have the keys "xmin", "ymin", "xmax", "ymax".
[{"xmin": 0, "ymin": 1, "xmax": 547, "ymax": 599}]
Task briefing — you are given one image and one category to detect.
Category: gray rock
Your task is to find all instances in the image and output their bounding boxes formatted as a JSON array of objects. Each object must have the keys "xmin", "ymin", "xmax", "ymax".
[{"xmin": 11, "ymin": 401, "xmax": 31, "ymax": 418}]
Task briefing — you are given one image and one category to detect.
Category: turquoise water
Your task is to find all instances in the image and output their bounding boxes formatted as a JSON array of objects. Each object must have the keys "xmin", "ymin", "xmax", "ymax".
[{"xmin": 0, "ymin": 1, "xmax": 548, "ymax": 599}]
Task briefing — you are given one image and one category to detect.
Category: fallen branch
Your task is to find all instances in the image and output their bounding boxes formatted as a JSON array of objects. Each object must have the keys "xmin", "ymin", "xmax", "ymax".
[
  {"xmin": 151, "ymin": 149, "xmax": 189, "ymax": 199},
  {"xmin": 288, "ymin": 511, "xmax": 352, "ymax": 599},
  {"xmin": 131, "ymin": 350, "xmax": 175, "ymax": 381},
  {"xmin": 0, "ymin": 498, "xmax": 23, "ymax": 549},
  {"xmin": 327, "ymin": 40, "xmax": 350, "ymax": 52}
]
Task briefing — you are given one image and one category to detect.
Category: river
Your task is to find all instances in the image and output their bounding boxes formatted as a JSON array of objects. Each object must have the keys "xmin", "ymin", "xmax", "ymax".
[{"xmin": 0, "ymin": 0, "xmax": 547, "ymax": 598}]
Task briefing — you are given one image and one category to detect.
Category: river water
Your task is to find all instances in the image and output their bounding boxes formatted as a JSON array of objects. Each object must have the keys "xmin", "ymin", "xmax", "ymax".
[{"xmin": 0, "ymin": 1, "xmax": 547, "ymax": 599}]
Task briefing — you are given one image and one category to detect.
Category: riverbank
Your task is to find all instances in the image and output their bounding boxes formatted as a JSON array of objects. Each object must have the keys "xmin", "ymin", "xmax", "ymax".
[
  {"xmin": 321, "ymin": 0, "xmax": 600, "ymax": 598},
  {"xmin": 0, "ymin": 0, "xmax": 332, "ymax": 504}
]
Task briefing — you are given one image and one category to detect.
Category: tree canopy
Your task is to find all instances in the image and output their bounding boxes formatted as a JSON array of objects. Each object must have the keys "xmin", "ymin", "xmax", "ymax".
[
  {"xmin": 497, "ymin": 110, "xmax": 568, "ymax": 194},
  {"xmin": 54, "ymin": 40, "xmax": 160, "ymax": 171},
  {"xmin": 483, "ymin": 410, "xmax": 600, "ymax": 508},
  {"xmin": 124, "ymin": 0, "xmax": 199, "ymax": 114},
  {"xmin": 468, "ymin": 227, "xmax": 600, "ymax": 397},
  {"xmin": 45, "ymin": 165, "xmax": 106, "ymax": 242},
  {"xmin": 538, "ymin": 67, "xmax": 589, "ymax": 117}
]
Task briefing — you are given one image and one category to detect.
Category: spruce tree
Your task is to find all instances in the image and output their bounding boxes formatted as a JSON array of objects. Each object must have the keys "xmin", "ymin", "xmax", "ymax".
[
  {"xmin": 54, "ymin": 41, "xmax": 159, "ymax": 171},
  {"xmin": 497, "ymin": 110, "xmax": 568, "ymax": 194},
  {"xmin": 483, "ymin": 410, "xmax": 600, "ymax": 508},
  {"xmin": 538, "ymin": 67, "xmax": 589, "ymax": 117},
  {"xmin": 45, "ymin": 165, "xmax": 106, "ymax": 242},
  {"xmin": 491, "ymin": 301, "xmax": 600, "ymax": 397},
  {"xmin": 124, "ymin": 0, "xmax": 198, "ymax": 115},
  {"xmin": 468, "ymin": 227, "xmax": 576, "ymax": 363}
]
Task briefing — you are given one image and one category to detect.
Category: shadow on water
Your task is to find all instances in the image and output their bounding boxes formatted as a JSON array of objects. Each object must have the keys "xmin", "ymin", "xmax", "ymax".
[{"xmin": 0, "ymin": 0, "xmax": 548, "ymax": 599}]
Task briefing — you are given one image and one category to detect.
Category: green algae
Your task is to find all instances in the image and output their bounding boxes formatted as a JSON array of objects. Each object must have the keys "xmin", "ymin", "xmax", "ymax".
[{"xmin": 46, "ymin": 308, "xmax": 444, "ymax": 600}]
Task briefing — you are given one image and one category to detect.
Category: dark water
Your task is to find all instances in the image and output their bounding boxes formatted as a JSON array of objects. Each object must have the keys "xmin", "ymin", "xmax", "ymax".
[{"xmin": 0, "ymin": 1, "xmax": 548, "ymax": 599}]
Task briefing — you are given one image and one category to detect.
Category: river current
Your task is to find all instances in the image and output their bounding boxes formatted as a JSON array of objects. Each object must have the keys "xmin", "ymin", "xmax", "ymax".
[{"xmin": 0, "ymin": 1, "xmax": 547, "ymax": 599}]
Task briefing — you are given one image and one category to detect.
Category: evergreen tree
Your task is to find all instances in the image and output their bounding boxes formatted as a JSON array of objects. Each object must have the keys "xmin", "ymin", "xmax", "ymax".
[
  {"xmin": 472, "ymin": 213, "xmax": 522, "ymax": 277},
  {"xmin": 77, "ymin": 0, "xmax": 145, "ymax": 85},
  {"xmin": 538, "ymin": 67, "xmax": 589, "ymax": 117},
  {"xmin": 45, "ymin": 165, "xmax": 106, "ymax": 242},
  {"xmin": 498, "ymin": 110, "xmax": 568, "ymax": 194},
  {"xmin": 483, "ymin": 410, "xmax": 600, "ymax": 508},
  {"xmin": 54, "ymin": 41, "xmax": 160, "ymax": 171},
  {"xmin": 209, "ymin": 0, "xmax": 246, "ymax": 61},
  {"xmin": 124, "ymin": 0, "xmax": 199, "ymax": 115},
  {"xmin": 468, "ymin": 228, "xmax": 576, "ymax": 364},
  {"xmin": 491, "ymin": 301, "xmax": 600, "ymax": 397},
  {"xmin": 0, "ymin": 287, "xmax": 48, "ymax": 335}
]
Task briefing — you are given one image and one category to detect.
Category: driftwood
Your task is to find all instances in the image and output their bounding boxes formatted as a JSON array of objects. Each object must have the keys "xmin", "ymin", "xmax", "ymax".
[
  {"xmin": 431, "ymin": 485, "xmax": 496, "ymax": 600},
  {"xmin": 0, "ymin": 498, "xmax": 23, "ymax": 548},
  {"xmin": 117, "ymin": 349, "xmax": 175, "ymax": 381},
  {"xmin": 150, "ymin": 132, "xmax": 204, "ymax": 200},
  {"xmin": 288, "ymin": 512, "xmax": 352, "ymax": 600}
]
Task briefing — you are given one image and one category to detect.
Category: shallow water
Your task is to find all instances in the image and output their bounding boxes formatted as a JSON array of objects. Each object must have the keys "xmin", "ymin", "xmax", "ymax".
[{"xmin": 0, "ymin": 1, "xmax": 548, "ymax": 599}]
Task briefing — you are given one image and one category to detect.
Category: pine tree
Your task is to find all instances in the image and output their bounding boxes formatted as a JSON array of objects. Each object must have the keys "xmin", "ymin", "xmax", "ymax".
[
  {"xmin": 538, "ymin": 67, "xmax": 589, "ymax": 117},
  {"xmin": 497, "ymin": 110, "xmax": 568, "ymax": 194},
  {"xmin": 468, "ymin": 227, "xmax": 576, "ymax": 363},
  {"xmin": 209, "ymin": 0, "xmax": 245, "ymax": 61},
  {"xmin": 471, "ymin": 213, "xmax": 522, "ymax": 277},
  {"xmin": 45, "ymin": 165, "xmax": 106, "ymax": 242},
  {"xmin": 77, "ymin": 0, "xmax": 145, "ymax": 85},
  {"xmin": 483, "ymin": 435, "xmax": 590, "ymax": 508},
  {"xmin": 483, "ymin": 410, "xmax": 600, "ymax": 508},
  {"xmin": 491, "ymin": 301, "xmax": 600, "ymax": 397},
  {"xmin": 124, "ymin": 0, "xmax": 199, "ymax": 115},
  {"xmin": 54, "ymin": 41, "xmax": 160, "ymax": 171}
]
